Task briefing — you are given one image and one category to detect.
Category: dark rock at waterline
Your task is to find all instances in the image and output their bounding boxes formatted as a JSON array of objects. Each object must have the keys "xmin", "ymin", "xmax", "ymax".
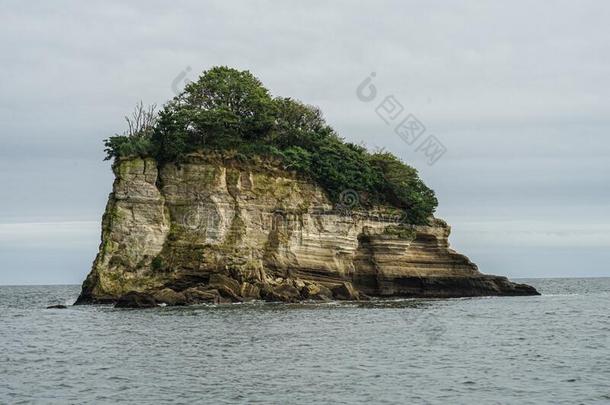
[
  {"xmin": 115, "ymin": 291, "xmax": 157, "ymax": 308},
  {"xmin": 99, "ymin": 273, "xmax": 541, "ymax": 309},
  {"xmin": 262, "ymin": 282, "xmax": 302, "ymax": 303},
  {"xmin": 153, "ymin": 288, "xmax": 188, "ymax": 306},
  {"xmin": 208, "ymin": 273, "xmax": 243, "ymax": 301},
  {"xmin": 331, "ymin": 282, "xmax": 361, "ymax": 301},
  {"xmin": 183, "ymin": 287, "xmax": 226, "ymax": 304},
  {"xmin": 370, "ymin": 275, "xmax": 541, "ymax": 298}
]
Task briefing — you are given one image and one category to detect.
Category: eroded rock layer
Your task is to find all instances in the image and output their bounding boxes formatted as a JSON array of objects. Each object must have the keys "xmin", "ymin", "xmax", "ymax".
[{"xmin": 76, "ymin": 155, "xmax": 538, "ymax": 306}]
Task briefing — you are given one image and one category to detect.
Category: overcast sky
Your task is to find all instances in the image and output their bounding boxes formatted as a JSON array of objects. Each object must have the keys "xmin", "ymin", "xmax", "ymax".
[{"xmin": 1, "ymin": 0, "xmax": 609, "ymax": 284}]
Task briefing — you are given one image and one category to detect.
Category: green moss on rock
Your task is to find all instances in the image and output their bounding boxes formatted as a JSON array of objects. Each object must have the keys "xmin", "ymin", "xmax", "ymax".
[{"xmin": 383, "ymin": 225, "xmax": 417, "ymax": 240}]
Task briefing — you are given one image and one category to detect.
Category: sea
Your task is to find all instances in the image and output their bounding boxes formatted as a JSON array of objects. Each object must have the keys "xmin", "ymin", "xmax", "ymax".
[{"xmin": 1, "ymin": 278, "xmax": 609, "ymax": 404}]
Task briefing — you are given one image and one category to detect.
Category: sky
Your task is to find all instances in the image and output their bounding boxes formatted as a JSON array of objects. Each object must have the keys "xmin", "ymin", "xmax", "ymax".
[{"xmin": 1, "ymin": 0, "xmax": 609, "ymax": 284}]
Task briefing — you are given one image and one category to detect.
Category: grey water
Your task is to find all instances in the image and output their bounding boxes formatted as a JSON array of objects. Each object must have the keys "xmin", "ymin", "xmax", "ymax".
[{"xmin": 1, "ymin": 278, "xmax": 609, "ymax": 404}]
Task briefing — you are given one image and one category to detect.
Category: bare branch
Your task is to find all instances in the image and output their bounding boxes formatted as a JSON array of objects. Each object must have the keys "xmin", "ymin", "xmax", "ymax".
[{"xmin": 123, "ymin": 101, "xmax": 157, "ymax": 138}]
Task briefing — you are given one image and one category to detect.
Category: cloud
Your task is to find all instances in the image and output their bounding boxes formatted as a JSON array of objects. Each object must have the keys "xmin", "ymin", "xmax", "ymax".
[
  {"xmin": 0, "ymin": 0, "xmax": 609, "ymax": 281},
  {"xmin": 449, "ymin": 219, "xmax": 610, "ymax": 248},
  {"xmin": 0, "ymin": 221, "xmax": 99, "ymax": 248}
]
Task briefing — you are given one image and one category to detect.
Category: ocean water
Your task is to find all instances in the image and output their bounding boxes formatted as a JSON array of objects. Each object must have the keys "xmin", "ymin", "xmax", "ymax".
[{"xmin": 1, "ymin": 278, "xmax": 609, "ymax": 404}]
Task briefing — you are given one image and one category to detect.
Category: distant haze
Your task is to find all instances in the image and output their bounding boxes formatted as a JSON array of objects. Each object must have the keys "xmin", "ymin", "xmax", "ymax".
[{"xmin": 1, "ymin": 0, "xmax": 609, "ymax": 284}]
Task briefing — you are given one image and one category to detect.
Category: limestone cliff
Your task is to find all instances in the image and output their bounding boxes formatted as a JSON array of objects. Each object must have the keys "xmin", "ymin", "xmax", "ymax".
[{"xmin": 76, "ymin": 154, "xmax": 538, "ymax": 305}]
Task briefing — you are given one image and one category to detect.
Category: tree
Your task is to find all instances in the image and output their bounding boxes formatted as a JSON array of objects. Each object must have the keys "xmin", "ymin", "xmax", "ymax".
[
  {"xmin": 270, "ymin": 97, "xmax": 339, "ymax": 152},
  {"xmin": 176, "ymin": 66, "xmax": 275, "ymax": 142},
  {"xmin": 123, "ymin": 101, "xmax": 157, "ymax": 138},
  {"xmin": 103, "ymin": 66, "xmax": 438, "ymax": 224}
]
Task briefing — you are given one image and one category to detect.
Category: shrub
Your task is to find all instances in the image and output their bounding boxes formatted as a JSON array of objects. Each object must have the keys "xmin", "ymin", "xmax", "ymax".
[
  {"xmin": 368, "ymin": 152, "xmax": 438, "ymax": 224},
  {"xmin": 103, "ymin": 102, "xmax": 157, "ymax": 160},
  {"xmin": 103, "ymin": 135, "xmax": 153, "ymax": 161}
]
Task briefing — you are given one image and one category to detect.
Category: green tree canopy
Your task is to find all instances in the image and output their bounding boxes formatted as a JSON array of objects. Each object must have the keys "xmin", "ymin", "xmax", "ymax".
[{"xmin": 104, "ymin": 66, "xmax": 439, "ymax": 224}]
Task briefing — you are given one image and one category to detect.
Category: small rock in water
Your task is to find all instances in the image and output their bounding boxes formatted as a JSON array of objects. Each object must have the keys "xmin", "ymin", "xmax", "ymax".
[{"xmin": 46, "ymin": 304, "xmax": 68, "ymax": 309}]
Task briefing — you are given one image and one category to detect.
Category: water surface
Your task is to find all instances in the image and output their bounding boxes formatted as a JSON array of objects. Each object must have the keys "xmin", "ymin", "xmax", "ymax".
[{"xmin": 1, "ymin": 278, "xmax": 609, "ymax": 404}]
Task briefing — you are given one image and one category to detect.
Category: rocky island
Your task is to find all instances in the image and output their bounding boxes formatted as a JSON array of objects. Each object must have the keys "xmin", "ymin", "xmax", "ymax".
[{"xmin": 76, "ymin": 67, "xmax": 538, "ymax": 307}]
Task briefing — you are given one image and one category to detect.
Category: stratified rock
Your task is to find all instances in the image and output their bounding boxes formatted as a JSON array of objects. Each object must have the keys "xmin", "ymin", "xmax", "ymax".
[
  {"xmin": 263, "ymin": 283, "xmax": 301, "ymax": 303},
  {"xmin": 153, "ymin": 288, "xmax": 187, "ymax": 306},
  {"xmin": 115, "ymin": 291, "xmax": 157, "ymax": 308},
  {"xmin": 183, "ymin": 287, "xmax": 223, "ymax": 304},
  {"xmin": 301, "ymin": 282, "xmax": 333, "ymax": 301},
  {"xmin": 208, "ymin": 274, "xmax": 243, "ymax": 302},
  {"xmin": 240, "ymin": 282, "xmax": 261, "ymax": 301},
  {"xmin": 76, "ymin": 155, "xmax": 539, "ymax": 306},
  {"xmin": 331, "ymin": 282, "xmax": 360, "ymax": 301}
]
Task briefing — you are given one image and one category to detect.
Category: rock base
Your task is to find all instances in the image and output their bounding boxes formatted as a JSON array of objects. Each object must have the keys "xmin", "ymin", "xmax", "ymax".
[{"xmin": 76, "ymin": 272, "xmax": 539, "ymax": 308}]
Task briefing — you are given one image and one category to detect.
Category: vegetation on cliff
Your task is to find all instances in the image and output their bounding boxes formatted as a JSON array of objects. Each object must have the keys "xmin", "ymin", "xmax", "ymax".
[{"xmin": 104, "ymin": 66, "xmax": 437, "ymax": 224}]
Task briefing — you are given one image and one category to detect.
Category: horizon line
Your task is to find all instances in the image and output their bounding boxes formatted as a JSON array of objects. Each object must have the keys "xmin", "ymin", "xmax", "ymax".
[{"xmin": 2, "ymin": 275, "xmax": 610, "ymax": 287}]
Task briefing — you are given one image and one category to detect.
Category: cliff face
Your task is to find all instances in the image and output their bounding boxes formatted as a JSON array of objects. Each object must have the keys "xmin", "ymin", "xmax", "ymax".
[{"xmin": 76, "ymin": 155, "xmax": 538, "ymax": 305}]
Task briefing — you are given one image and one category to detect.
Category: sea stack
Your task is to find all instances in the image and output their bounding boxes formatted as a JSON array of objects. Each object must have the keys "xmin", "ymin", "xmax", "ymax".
[
  {"xmin": 76, "ymin": 66, "xmax": 538, "ymax": 306},
  {"xmin": 76, "ymin": 154, "xmax": 538, "ymax": 305}
]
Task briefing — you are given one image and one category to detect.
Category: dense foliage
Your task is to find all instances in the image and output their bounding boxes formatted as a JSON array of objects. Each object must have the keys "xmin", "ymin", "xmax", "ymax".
[{"xmin": 104, "ymin": 66, "xmax": 438, "ymax": 224}]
